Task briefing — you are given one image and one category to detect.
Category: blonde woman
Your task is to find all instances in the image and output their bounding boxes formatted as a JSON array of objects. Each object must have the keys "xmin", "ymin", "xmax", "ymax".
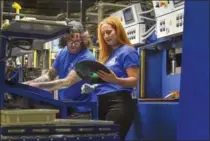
[{"xmin": 82, "ymin": 16, "xmax": 140, "ymax": 140}]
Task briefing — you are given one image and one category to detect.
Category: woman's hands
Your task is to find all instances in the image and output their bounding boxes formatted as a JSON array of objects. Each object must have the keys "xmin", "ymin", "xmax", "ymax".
[
  {"xmin": 98, "ymin": 66, "xmax": 139, "ymax": 88},
  {"xmin": 97, "ymin": 70, "xmax": 118, "ymax": 84}
]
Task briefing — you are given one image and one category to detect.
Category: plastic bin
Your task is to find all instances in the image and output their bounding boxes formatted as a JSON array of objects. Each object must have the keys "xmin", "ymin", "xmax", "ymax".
[{"xmin": 0, "ymin": 109, "xmax": 59, "ymax": 126}]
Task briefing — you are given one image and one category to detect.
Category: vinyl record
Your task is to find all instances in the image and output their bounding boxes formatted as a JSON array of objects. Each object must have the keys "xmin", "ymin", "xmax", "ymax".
[{"xmin": 75, "ymin": 60, "xmax": 110, "ymax": 84}]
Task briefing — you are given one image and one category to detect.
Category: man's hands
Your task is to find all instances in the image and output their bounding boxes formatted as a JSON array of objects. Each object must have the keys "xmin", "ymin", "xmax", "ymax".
[
  {"xmin": 81, "ymin": 83, "xmax": 98, "ymax": 94},
  {"xmin": 28, "ymin": 82, "xmax": 40, "ymax": 88},
  {"xmin": 81, "ymin": 70, "xmax": 119, "ymax": 94},
  {"xmin": 23, "ymin": 81, "xmax": 40, "ymax": 88}
]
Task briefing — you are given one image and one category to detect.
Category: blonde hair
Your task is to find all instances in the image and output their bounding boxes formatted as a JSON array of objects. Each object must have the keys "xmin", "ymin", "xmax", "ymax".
[{"xmin": 98, "ymin": 16, "xmax": 133, "ymax": 64}]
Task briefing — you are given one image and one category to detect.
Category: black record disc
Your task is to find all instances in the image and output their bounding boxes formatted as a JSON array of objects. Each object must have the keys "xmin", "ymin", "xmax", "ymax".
[{"xmin": 75, "ymin": 60, "xmax": 110, "ymax": 84}]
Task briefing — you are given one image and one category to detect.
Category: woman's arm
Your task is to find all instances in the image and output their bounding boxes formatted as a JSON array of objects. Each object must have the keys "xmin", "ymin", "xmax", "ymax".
[
  {"xmin": 114, "ymin": 66, "xmax": 139, "ymax": 88},
  {"xmin": 98, "ymin": 66, "xmax": 139, "ymax": 88}
]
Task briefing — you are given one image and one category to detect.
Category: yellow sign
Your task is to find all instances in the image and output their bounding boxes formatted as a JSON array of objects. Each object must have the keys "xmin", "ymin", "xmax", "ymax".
[{"xmin": 160, "ymin": 1, "xmax": 168, "ymax": 7}]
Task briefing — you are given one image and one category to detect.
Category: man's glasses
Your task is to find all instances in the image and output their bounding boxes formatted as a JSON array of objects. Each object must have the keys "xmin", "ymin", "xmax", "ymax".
[{"xmin": 67, "ymin": 40, "xmax": 81, "ymax": 46}]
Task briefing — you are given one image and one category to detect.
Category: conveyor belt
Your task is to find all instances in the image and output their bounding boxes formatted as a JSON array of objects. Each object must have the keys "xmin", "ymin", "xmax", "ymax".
[
  {"xmin": 1, "ymin": 136, "xmax": 120, "ymax": 141},
  {"xmin": 1, "ymin": 119, "xmax": 120, "ymax": 141}
]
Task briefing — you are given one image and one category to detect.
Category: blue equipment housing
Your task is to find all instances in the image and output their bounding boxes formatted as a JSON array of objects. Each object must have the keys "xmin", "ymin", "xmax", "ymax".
[{"xmin": 125, "ymin": 0, "xmax": 209, "ymax": 140}]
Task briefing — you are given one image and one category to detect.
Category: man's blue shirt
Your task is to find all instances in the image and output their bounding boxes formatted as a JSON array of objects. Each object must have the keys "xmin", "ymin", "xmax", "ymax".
[{"xmin": 53, "ymin": 47, "xmax": 96, "ymax": 112}]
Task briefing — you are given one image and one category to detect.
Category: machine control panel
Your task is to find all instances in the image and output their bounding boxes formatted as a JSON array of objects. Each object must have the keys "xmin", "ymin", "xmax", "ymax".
[
  {"xmin": 153, "ymin": 0, "xmax": 184, "ymax": 18},
  {"xmin": 153, "ymin": 0, "xmax": 185, "ymax": 38},
  {"xmin": 156, "ymin": 9, "xmax": 184, "ymax": 38},
  {"xmin": 111, "ymin": 3, "xmax": 143, "ymax": 28},
  {"xmin": 125, "ymin": 24, "xmax": 146, "ymax": 45},
  {"xmin": 111, "ymin": 3, "xmax": 146, "ymax": 45},
  {"xmin": 153, "ymin": 1, "xmax": 174, "ymax": 17}
]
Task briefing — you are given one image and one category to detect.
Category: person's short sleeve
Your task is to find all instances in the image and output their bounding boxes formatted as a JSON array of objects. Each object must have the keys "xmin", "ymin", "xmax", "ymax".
[
  {"xmin": 77, "ymin": 54, "xmax": 96, "ymax": 63},
  {"xmin": 123, "ymin": 51, "xmax": 140, "ymax": 70},
  {"xmin": 72, "ymin": 52, "xmax": 96, "ymax": 70},
  {"xmin": 52, "ymin": 50, "xmax": 62, "ymax": 72}
]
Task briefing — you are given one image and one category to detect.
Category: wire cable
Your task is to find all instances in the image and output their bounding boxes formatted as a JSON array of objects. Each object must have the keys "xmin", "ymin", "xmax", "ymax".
[{"xmin": 0, "ymin": 38, "xmax": 32, "ymax": 61}]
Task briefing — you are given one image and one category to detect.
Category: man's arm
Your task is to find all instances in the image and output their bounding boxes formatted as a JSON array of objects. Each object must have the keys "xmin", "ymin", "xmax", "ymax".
[
  {"xmin": 34, "ymin": 70, "xmax": 82, "ymax": 91},
  {"xmin": 27, "ymin": 68, "xmax": 57, "ymax": 83}
]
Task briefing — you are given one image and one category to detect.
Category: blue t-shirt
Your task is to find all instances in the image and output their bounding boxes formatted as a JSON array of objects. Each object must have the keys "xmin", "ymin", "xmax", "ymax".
[
  {"xmin": 52, "ymin": 47, "xmax": 96, "ymax": 112},
  {"xmin": 95, "ymin": 45, "xmax": 140, "ymax": 95}
]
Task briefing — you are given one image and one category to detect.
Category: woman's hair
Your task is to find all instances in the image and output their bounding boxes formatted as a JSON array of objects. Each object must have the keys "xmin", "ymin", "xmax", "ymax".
[{"xmin": 98, "ymin": 16, "xmax": 133, "ymax": 64}]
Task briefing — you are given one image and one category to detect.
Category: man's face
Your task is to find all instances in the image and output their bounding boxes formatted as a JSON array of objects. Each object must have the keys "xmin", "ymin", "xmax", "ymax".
[{"xmin": 67, "ymin": 32, "xmax": 83, "ymax": 54}]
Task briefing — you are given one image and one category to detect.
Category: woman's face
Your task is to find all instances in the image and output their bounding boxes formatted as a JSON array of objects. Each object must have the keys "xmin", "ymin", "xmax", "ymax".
[{"xmin": 101, "ymin": 23, "xmax": 118, "ymax": 47}]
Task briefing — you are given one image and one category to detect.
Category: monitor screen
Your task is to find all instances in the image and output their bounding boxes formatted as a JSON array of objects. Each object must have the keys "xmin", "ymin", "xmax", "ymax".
[
  {"xmin": 123, "ymin": 7, "xmax": 135, "ymax": 25},
  {"xmin": 173, "ymin": 0, "xmax": 184, "ymax": 7}
]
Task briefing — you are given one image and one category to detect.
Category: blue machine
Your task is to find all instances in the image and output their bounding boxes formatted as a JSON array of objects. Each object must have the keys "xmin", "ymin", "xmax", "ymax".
[
  {"xmin": 125, "ymin": 37, "xmax": 179, "ymax": 141},
  {"xmin": 178, "ymin": 1, "xmax": 209, "ymax": 140},
  {"xmin": 0, "ymin": 20, "xmax": 98, "ymax": 119},
  {"xmin": 126, "ymin": 0, "xmax": 209, "ymax": 140}
]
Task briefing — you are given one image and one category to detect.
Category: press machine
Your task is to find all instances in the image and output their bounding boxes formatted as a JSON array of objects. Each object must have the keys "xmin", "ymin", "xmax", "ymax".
[
  {"xmin": 0, "ymin": 1, "xmax": 120, "ymax": 139},
  {"xmin": 151, "ymin": 0, "xmax": 184, "ymax": 98}
]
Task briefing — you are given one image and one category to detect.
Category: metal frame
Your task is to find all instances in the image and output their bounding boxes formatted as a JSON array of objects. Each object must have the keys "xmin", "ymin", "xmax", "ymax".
[
  {"xmin": 1, "ymin": 124, "xmax": 119, "ymax": 135},
  {"xmin": 136, "ymin": 37, "xmax": 171, "ymax": 99},
  {"xmin": 1, "ymin": 124, "xmax": 120, "ymax": 140},
  {"xmin": 1, "ymin": 136, "xmax": 120, "ymax": 141}
]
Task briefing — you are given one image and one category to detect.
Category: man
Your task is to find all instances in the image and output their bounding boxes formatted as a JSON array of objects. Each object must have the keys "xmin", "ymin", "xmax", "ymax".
[{"xmin": 25, "ymin": 21, "xmax": 96, "ymax": 118}]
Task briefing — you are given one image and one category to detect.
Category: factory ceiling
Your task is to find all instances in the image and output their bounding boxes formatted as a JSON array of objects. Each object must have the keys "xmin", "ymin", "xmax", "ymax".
[
  {"xmin": 3, "ymin": 0, "xmax": 149, "ymax": 18},
  {"xmin": 3, "ymin": 0, "xmax": 95, "ymax": 16},
  {"xmin": 2, "ymin": 0, "xmax": 152, "ymax": 41}
]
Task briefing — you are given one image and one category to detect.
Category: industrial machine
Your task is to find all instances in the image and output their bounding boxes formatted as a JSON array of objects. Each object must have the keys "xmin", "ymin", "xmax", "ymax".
[
  {"xmin": 133, "ymin": 0, "xmax": 185, "ymax": 99},
  {"xmin": 151, "ymin": 0, "xmax": 184, "ymax": 97},
  {"xmin": 0, "ymin": 10, "xmax": 120, "ymax": 140},
  {"xmin": 111, "ymin": 3, "xmax": 156, "ymax": 45},
  {"xmin": 153, "ymin": 0, "xmax": 185, "ymax": 38},
  {"xmin": 125, "ymin": 1, "xmax": 185, "ymax": 140},
  {"xmin": 126, "ymin": 0, "xmax": 209, "ymax": 140}
]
